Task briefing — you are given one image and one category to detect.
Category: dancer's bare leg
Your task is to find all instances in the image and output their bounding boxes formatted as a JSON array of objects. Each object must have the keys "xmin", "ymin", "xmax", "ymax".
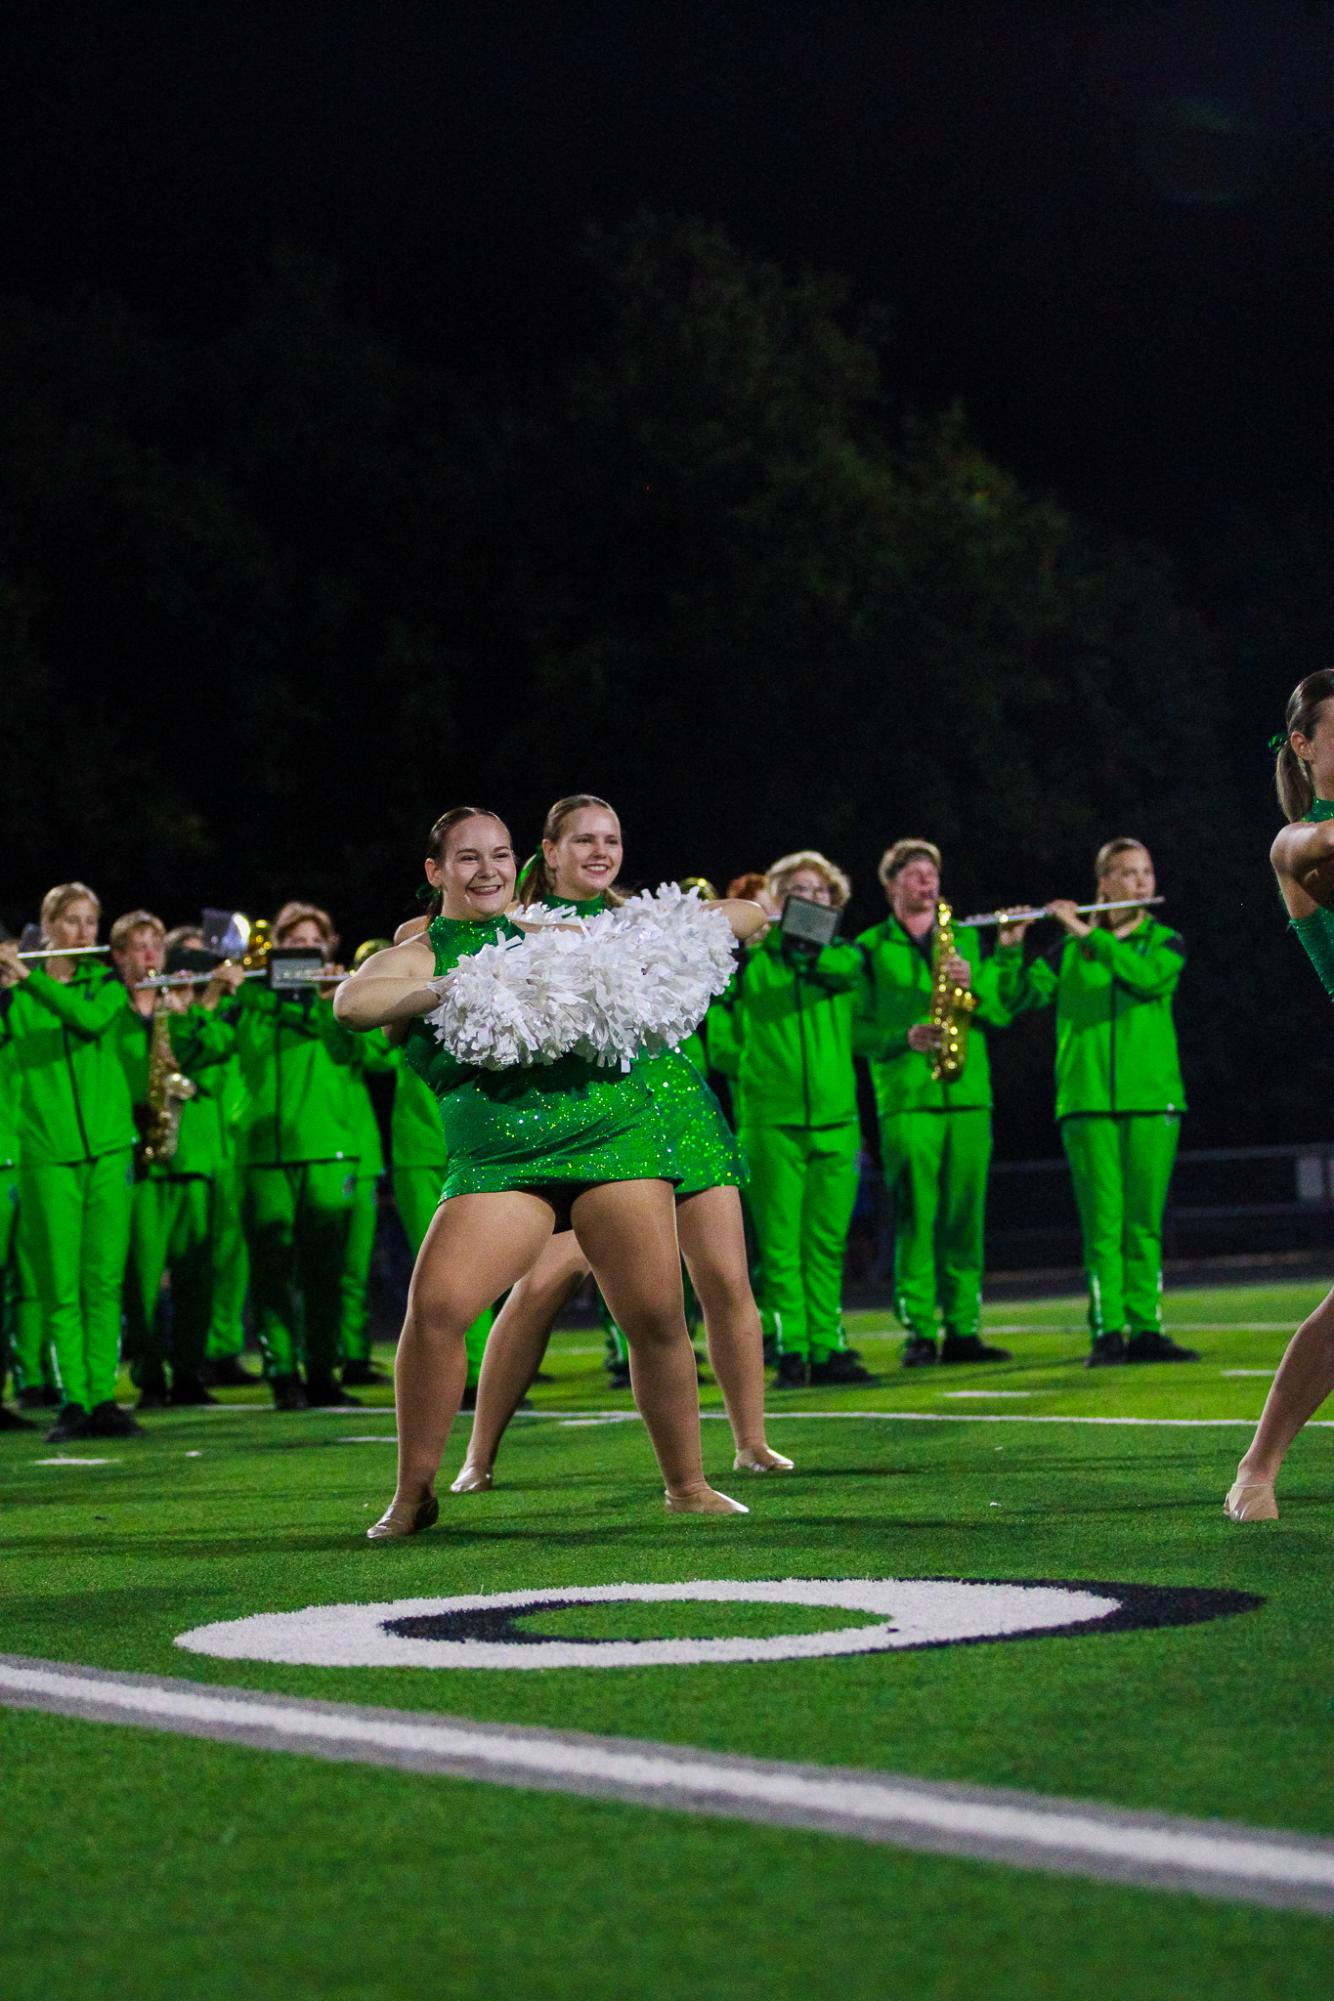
[
  {"xmin": 572, "ymin": 1179, "xmax": 745, "ymax": 1514},
  {"xmin": 1227, "ymin": 1286, "xmax": 1334, "ymax": 1519},
  {"xmin": 454, "ymin": 1232, "xmax": 590, "ymax": 1488},
  {"xmin": 375, "ymin": 1192, "xmax": 555, "ymax": 1533},
  {"xmin": 678, "ymin": 1186, "xmax": 792, "ymax": 1472}
]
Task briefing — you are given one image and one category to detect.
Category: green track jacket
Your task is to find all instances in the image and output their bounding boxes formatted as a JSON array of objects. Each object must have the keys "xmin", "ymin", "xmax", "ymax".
[
  {"xmin": 716, "ymin": 930, "xmax": 863, "ymax": 1130},
  {"xmin": 0, "ymin": 1006, "xmax": 20, "ymax": 1168},
  {"xmin": 853, "ymin": 917, "xmax": 1023, "ymax": 1116},
  {"xmin": 230, "ymin": 983, "xmax": 360, "ymax": 1165},
  {"xmin": 347, "ymin": 1031, "xmax": 397, "ymax": 1178},
  {"xmin": 119, "ymin": 1004, "xmax": 237, "ymax": 1177},
  {"xmin": 391, "ymin": 1054, "xmax": 447, "ymax": 1170},
  {"xmin": 1007, "ymin": 918, "xmax": 1186, "ymax": 1118},
  {"xmin": 4, "ymin": 962, "xmax": 137, "ymax": 1165}
]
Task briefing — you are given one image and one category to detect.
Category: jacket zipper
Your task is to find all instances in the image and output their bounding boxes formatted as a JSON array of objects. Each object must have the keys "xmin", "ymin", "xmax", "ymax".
[{"xmin": 795, "ymin": 969, "xmax": 812, "ymax": 1127}]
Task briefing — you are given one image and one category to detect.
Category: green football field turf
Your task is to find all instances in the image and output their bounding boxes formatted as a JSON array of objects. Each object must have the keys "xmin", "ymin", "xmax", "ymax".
[{"xmin": 2, "ymin": 1281, "xmax": 1332, "ymax": 2001}]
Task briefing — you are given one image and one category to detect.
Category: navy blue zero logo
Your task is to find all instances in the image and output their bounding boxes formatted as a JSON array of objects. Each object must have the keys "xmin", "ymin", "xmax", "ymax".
[{"xmin": 175, "ymin": 1577, "xmax": 1260, "ymax": 1671}]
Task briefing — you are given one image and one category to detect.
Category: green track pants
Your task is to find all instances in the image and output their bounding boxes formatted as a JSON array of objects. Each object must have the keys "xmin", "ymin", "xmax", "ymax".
[
  {"xmin": 392, "ymin": 1165, "xmax": 492, "ymax": 1385},
  {"xmin": 1061, "ymin": 1113, "xmax": 1181, "ymax": 1339},
  {"xmin": 878, "ymin": 1108, "xmax": 992, "ymax": 1341},
  {"xmin": 339, "ymin": 1174, "xmax": 380, "ymax": 1366},
  {"xmin": 2, "ymin": 1171, "xmax": 51, "ymax": 1396},
  {"xmin": 740, "ymin": 1121, "xmax": 859, "ymax": 1360},
  {"xmin": 125, "ymin": 1176, "xmax": 214, "ymax": 1385},
  {"xmin": 206, "ymin": 1164, "xmax": 249, "ymax": 1362},
  {"xmin": 16, "ymin": 1151, "xmax": 134, "ymax": 1409},
  {"xmin": 245, "ymin": 1162, "xmax": 355, "ymax": 1381}
]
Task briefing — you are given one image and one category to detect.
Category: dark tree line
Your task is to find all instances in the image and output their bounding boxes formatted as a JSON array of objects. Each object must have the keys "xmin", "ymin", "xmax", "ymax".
[{"xmin": 2, "ymin": 216, "xmax": 1329, "ymax": 1154}]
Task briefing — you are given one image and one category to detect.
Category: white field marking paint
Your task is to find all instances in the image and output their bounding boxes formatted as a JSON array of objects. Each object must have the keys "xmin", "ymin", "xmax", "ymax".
[
  {"xmin": 558, "ymin": 1416, "xmax": 638, "ymax": 1429},
  {"xmin": 939, "ymin": 1390, "xmax": 1035, "ymax": 1399},
  {"xmin": 176, "ymin": 1579, "xmax": 1122, "ymax": 1672},
  {"xmin": 1221, "ymin": 1370, "xmax": 1275, "ymax": 1379},
  {"xmin": 522, "ymin": 1409, "xmax": 1334, "ymax": 1431},
  {"xmin": 0, "ymin": 1653, "xmax": 1330, "ymax": 1915},
  {"xmin": 33, "ymin": 1457, "xmax": 113, "ymax": 1467}
]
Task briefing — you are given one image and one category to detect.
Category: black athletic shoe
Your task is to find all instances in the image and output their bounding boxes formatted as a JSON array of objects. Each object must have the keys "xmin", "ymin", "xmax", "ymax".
[
  {"xmin": 459, "ymin": 1383, "xmax": 478, "ymax": 1411},
  {"xmin": 808, "ymin": 1350, "xmax": 880, "ymax": 1386},
  {"xmin": 136, "ymin": 1377, "xmax": 170, "ymax": 1410},
  {"xmin": 607, "ymin": 1361, "xmax": 632, "ymax": 1390},
  {"xmin": 901, "ymin": 1336, "xmax": 939, "ymax": 1368},
  {"xmin": 44, "ymin": 1402, "xmax": 90, "ymax": 1442},
  {"xmin": 203, "ymin": 1356, "xmax": 261, "ymax": 1388},
  {"xmin": 772, "ymin": 1352, "xmax": 810, "ymax": 1389},
  {"xmin": 18, "ymin": 1386, "xmax": 58, "ymax": 1410},
  {"xmin": 305, "ymin": 1378, "xmax": 362, "ymax": 1408},
  {"xmin": 1126, "ymin": 1331, "xmax": 1201, "ymax": 1364},
  {"xmin": 531, "ymin": 1370, "xmax": 554, "ymax": 1385},
  {"xmin": 169, "ymin": 1376, "xmax": 219, "ymax": 1407},
  {"xmin": 941, "ymin": 1333, "xmax": 1013, "ymax": 1364},
  {"xmin": 339, "ymin": 1360, "xmax": 392, "ymax": 1387},
  {"xmin": 87, "ymin": 1401, "xmax": 146, "ymax": 1438},
  {"xmin": 0, "ymin": 1403, "xmax": 36, "ymax": 1430},
  {"xmin": 270, "ymin": 1373, "xmax": 308, "ymax": 1411},
  {"xmin": 1085, "ymin": 1332, "xmax": 1128, "ymax": 1368}
]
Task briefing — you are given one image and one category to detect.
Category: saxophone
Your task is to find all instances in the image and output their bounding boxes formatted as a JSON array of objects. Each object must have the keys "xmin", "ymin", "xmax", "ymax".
[
  {"xmin": 927, "ymin": 899, "xmax": 978, "ymax": 1084},
  {"xmin": 137, "ymin": 993, "xmax": 198, "ymax": 1172}
]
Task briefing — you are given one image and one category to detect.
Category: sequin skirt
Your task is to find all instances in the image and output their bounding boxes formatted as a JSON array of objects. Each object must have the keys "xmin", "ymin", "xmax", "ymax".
[
  {"xmin": 437, "ymin": 1055, "xmax": 676, "ymax": 1199},
  {"xmin": 639, "ymin": 1049, "xmax": 742, "ymax": 1199}
]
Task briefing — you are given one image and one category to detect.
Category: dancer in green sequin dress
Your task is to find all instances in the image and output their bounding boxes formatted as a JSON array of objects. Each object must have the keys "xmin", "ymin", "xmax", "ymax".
[
  {"xmin": 334, "ymin": 805, "xmax": 766, "ymax": 1538},
  {"xmin": 1226, "ymin": 673, "xmax": 1334, "ymax": 1522},
  {"xmin": 452, "ymin": 795, "xmax": 791, "ymax": 1496}
]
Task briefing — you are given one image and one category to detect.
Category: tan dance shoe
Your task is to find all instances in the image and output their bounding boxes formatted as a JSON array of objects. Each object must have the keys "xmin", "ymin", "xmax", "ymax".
[
  {"xmin": 733, "ymin": 1446, "xmax": 795, "ymax": 1474},
  {"xmin": 449, "ymin": 1462, "xmax": 494, "ymax": 1494},
  {"xmin": 1224, "ymin": 1481, "xmax": 1278, "ymax": 1522},
  {"xmin": 366, "ymin": 1493, "xmax": 440, "ymax": 1541},
  {"xmin": 664, "ymin": 1486, "xmax": 749, "ymax": 1516}
]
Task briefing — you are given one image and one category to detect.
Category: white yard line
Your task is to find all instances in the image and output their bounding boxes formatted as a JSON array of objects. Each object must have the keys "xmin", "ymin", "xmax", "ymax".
[{"xmin": 0, "ymin": 1653, "xmax": 1329, "ymax": 1914}]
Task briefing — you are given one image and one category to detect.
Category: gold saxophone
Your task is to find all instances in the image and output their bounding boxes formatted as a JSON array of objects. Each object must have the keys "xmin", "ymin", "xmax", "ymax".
[
  {"xmin": 927, "ymin": 899, "xmax": 978, "ymax": 1084},
  {"xmin": 136, "ymin": 993, "xmax": 198, "ymax": 1172}
]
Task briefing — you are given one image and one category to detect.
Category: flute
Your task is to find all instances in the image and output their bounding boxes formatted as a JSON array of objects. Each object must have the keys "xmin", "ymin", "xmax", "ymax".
[
  {"xmin": 957, "ymin": 896, "xmax": 1165, "ymax": 930},
  {"xmin": 13, "ymin": 944, "xmax": 112, "ymax": 962}
]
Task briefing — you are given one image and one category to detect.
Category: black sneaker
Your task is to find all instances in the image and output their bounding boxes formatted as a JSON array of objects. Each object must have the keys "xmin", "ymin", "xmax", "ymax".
[
  {"xmin": 1085, "ymin": 1332, "xmax": 1128, "ymax": 1368},
  {"xmin": 44, "ymin": 1402, "xmax": 90, "ymax": 1442},
  {"xmin": 203, "ymin": 1356, "xmax": 261, "ymax": 1387},
  {"xmin": 1127, "ymin": 1331, "xmax": 1201, "ymax": 1364},
  {"xmin": 0, "ymin": 1403, "xmax": 36, "ymax": 1430},
  {"xmin": 136, "ymin": 1381, "xmax": 170, "ymax": 1410},
  {"xmin": 339, "ymin": 1360, "xmax": 392, "ymax": 1387},
  {"xmin": 607, "ymin": 1361, "xmax": 632, "ymax": 1390},
  {"xmin": 808, "ymin": 1350, "xmax": 880, "ymax": 1386},
  {"xmin": 87, "ymin": 1401, "xmax": 146, "ymax": 1438},
  {"xmin": 773, "ymin": 1352, "xmax": 810, "ymax": 1388},
  {"xmin": 901, "ymin": 1336, "xmax": 939, "ymax": 1368},
  {"xmin": 459, "ymin": 1383, "xmax": 478, "ymax": 1411},
  {"xmin": 18, "ymin": 1386, "xmax": 56, "ymax": 1411},
  {"xmin": 169, "ymin": 1376, "xmax": 219, "ymax": 1407},
  {"xmin": 270, "ymin": 1373, "xmax": 308, "ymax": 1411},
  {"xmin": 306, "ymin": 1378, "xmax": 362, "ymax": 1408},
  {"xmin": 941, "ymin": 1333, "xmax": 1013, "ymax": 1364}
]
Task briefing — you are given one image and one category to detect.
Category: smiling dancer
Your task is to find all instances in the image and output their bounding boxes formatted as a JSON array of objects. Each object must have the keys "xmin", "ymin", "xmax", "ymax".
[
  {"xmin": 451, "ymin": 795, "xmax": 792, "ymax": 1495},
  {"xmin": 336, "ymin": 806, "xmax": 768, "ymax": 1537},
  {"xmin": 1227, "ymin": 672, "xmax": 1334, "ymax": 1521}
]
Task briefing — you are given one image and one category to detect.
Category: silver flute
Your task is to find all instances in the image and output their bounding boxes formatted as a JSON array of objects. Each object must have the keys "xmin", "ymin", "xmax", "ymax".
[{"xmin": 957, "ymin": 896, "xmax": 1165, "ymax": 929}]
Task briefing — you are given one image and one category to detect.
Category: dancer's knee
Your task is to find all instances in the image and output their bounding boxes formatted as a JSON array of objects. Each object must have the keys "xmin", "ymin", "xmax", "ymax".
[{"xmin": 619, "ymin": 1303, "xmax": 689, "ymax": 1353}]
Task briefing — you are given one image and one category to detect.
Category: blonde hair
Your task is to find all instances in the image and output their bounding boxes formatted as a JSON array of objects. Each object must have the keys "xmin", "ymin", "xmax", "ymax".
[
  {"xmin": 109, "ymin": 909, "xmax": 165, "ymax": 953},
  {"xmin": 40, "ymin": 881, "xmax": 100, "ymax": 931},
  {"xmin": 1275, "ymin": 670, "xmax": 1334, "ymax": 822},
  {"xmin": 766, "ymin": 849, "xmax": 851, "ymax": 909},
  {"xmin": 520, "ymin": 795, "xmax": 626, "ymax": 908},
  {"xmin": 877, "ymin": 839, "xmax": 941, "ymax": 887},
  {"xmin": 273, "ymin": 900, "xmax": 337, "ymax": 950}
]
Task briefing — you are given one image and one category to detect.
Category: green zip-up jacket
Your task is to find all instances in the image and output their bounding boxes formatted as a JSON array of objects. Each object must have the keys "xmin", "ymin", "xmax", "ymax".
[
  {"xmin": 719, "ymin": 930, "xmax": 863, "ymax": 1130},
  {"xmin": 348, "ymin": 1031, "xmax": 397, "ymax": 1178},
  {"xmin": 4, "ymin": 962, "xmax": 137, "ymax": 1165},
  {"xmin": 119, "ymin": 1003, "xmax": 237, "ymax": 1177},
  {"xmin": 853, "ymin": 917, "xmax": 1023, "ymax": 1116},
  {"xmin": 231, "ymin": 982, "xmax": 360, "ymax": 1165},
  {"xmin": 1006, "ymin": 918, "xmax": 1186, "ymax": 1118},
  {"xmin": 391, "ymin": 1054, "xmax": 447, "ymax": 1170},
  {"xmin": 0, "ymin": 1003, "xmax": 21, "ymax": 1168}
]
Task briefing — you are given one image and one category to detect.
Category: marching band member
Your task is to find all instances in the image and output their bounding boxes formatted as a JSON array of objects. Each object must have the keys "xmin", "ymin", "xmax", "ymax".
[
  {"xmin": 452, "ymin": 795, "xmax": 789, "ymax": 1492},
  {"xmin": 338, "ymin": 942, "xmax": 398, "ymax": 1387},
  {"xmin": 719, "ymin": 849, "xmax": 873, "ymax": 1389},
  {"xmin": 0, "ymin": 884, "xmax": 141, "ymax": 1441},
  {"xmin": 336, "ymin": 805, "xmax": 766, "ymax": 1536},
  {"xmin": 0, "ymin": 993, "xmax": 35, "ymax": 1428},
  {"xmin": 1014, "ymin": 840, "xmax": 1195, "ymax": 1366},
  {"xmin": 854, "ymin": 840, "xmax": 1026, "ymax": 1367},
  {"xmin": 1227, "ymin": 673, "xmax": 1334, "ymax": 1518},
  {"xmin": 233, "ymin": 900, "xmax": 360, "ymax": 1409}
]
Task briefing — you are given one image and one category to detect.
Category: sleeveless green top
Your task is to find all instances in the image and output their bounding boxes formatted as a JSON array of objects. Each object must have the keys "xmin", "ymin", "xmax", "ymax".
[
  {"xmin": 538, "ymin": 893, "xmax": 741, "ymax": 1198},
  {"xmin": 1292, "ymin": 799, "xmax": 1334, "ymax": 1001},
  {"xmin": 400, "ymin": 911, "xmax": 676, "ymax": 1199}
]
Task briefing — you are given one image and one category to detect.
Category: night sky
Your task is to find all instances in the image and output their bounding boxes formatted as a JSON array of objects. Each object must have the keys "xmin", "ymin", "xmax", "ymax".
[{"xmin": 7, "ymin": 1, "xmax": 1333, "ymax": 547}]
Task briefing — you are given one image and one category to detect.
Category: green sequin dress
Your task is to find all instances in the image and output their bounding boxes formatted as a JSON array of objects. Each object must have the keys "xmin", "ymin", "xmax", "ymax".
[
  {"xmin": 1291, "ymin": 798, "xmax": 1334, "ymax": 1000},
  {"xmin": 542, "ymin": 894, "xmax": 742, "ymax": 1200},
  {"xmin": 401, "ymin": 914, "xmax": 676, "ymax": 1199}
]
